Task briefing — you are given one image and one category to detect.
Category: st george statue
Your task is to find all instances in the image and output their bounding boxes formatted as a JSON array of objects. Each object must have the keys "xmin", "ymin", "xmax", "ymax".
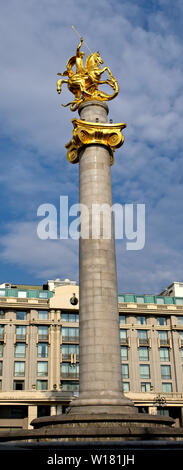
[{"xmin": 57, "ymin": 37, "xmax": 119, "ymax": 111}]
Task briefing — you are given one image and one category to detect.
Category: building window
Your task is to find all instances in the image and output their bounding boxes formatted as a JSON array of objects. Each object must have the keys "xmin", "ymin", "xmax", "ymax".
[
  {"xmin": 162, "ymin": 383, "xmax": 172, "ymax": 393},
  {"xmin": 137, "ymin": 316, "xmax": 146, "ymax": 325},
  {"xmin": 15, "ymin": 343, "xmax": 26, "ymax": 358},
  {"xmin": 175, "ymin": 299, "xmax": 183, "ymax": 305},
  {"xmin": 18, "ymin": 291, "xmax": 27, "ymax": 298},
  {"xmin": 141, "ymin": 382, "xmax": 151, "ymax": 392},
  {"xmin": 0, "ymin": 344, "xmax": 3, "ymax": 358},
  {"xmin": 157, "ymin": 409, "xmax": 169, "ymax": 416},
  {"xmin": 37, "ymin": 362, "xmax": 48, "ymax": 377},
  {"xmin": 138, "ymin": 330, "xmax": 148, "ymax": 345},
  {"xmin": 61, "ymin": 362, "xmax": 79, "ymax": 378},
  {"xmin": 156, "ymin": 298, "xmax": 164, "ymax": 305},
  {"xmin": 136, "ymin": 297, "xmax": 145, "ymax": 304},
  {"xmin": 37, "ymin": 380, "xmax": 48, "ymax": 390},
  {"xmin": 0, "ymin": 406, "xmax": 28, "ymax": 419},
  {"xmin": 158, "ymin": 331, "xmax": 168, "ymax": 345},
  {"xmin": 62, "ymin": 327, "xmax": 79, "ymax": 342},
  {"xmin": 0, "ymin": 361, "xmax": 2, "ymax": 376},
  {"xmin": 61, "ymin": 380, "xmax": 79, "ymax": 391},
  {"xmin": 179, "ymin": 332, "xmax": 183, "ymax": 345},
  {"xmin": 13, "ymin": 380, "xmax": 24, "ymax": 390},
  {"xmin": 119, "ymin": 315, "xmax": 126, "ymax": 324},
  {"xmin": 157, "ymin": 317, "xmax": 167, "ymax": 326},
  {"xmin": 140, "ymin": 364, "xmax": 150, "ymax": 379},
  {"xmin": 178, "ymin": 316, "xmax": 183, "ymax": 325},
  {"xmin": 14, "ymin": 361, "xmax": 25, "ymax": 377},
  {"xmin": 39, "ymin": 291, "xmax": 48, "ymax": 299},
  {"xmin": 161, "ymin": 365, "xmax": 171, "ymax": 380},
  {"xmin": 180, "ymin": 348, "xmax": 183, "ymax": 361},
  {"xmin": 120, "ymin": 329, "xmax": 127, "ymax": 344},
  {"xmin": 139, "ymin": 346, "xmax": 149, "ymax": 361},
  {"xmin": 16, "ymin": 325, "xmax": 26, "ymax": 340},
  {"xmin": 38, "ymin": 310, "xmax": 49, "ymax": 320},
  {"xmin": 61, "ymin": 311, "xmax": 79, "ymax": 323},
  {"xmin": 0, "ymin": 326, "xmax": 4, "ymax": 340},
  {"xmin": 160, "ymin": 347, "xmax": 170, "ymax": 362},
  {"xmin": 37, "ymin": 405, "xmax": 50, "ymax": 417},
  {"xmin": 61, "ymin": 344, "xmax": 79, "ymax": 360},
  {"xmin": 38, "ymin": 343, "xmax": 48, "ymax": 358},
  {"xmin": 38, "ymin": 326, "xmax": 48, "ymax": 340},
  {"xmin": 122, "ymin": 364, "xmax": 129, "ymax": 379},
  {"xmin": 0, "ymin": 380, "xmax": 2, "ymax": 390},
  {"xmin": 120, "ymin": 346, "xmax": 128, "ymax": 361},
  {"xmin": 16, "ymin": 311, "xmax": 27, "ymax": 320},
  {"xmin": 123, "ymin": 382, "xmax": 130, "ymax": 392},
  {"xmin": 39, "ymin": 292, "xmax": 48, "ymax": 299}
]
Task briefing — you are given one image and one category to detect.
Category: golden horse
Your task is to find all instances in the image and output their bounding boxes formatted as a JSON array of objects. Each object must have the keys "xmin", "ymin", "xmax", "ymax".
[{"xmin": 57, "ymin": 46, "xmax": 119, "ymax": 111}]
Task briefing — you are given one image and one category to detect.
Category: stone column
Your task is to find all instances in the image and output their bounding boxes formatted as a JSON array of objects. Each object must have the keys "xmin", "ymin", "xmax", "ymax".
[
  {"xmin": 50, "ymin": 405, "xmax": 57, "ymax": 416},
  {"xmin": 69, "ymin": 101, "xmax": 135, "ymax": 415},
  {"xmin": 28, "ymin": 405, "xmax": 37, "ymax": 429},
  {"xmin": 56, "ymin": 405, "xmax": 63, "ymax": 414},
  {"xmin": 180, "ymin": 407, "xmax": 183, "ymax": 427},
  {"xmin": 148, "ymin": 406, "xmax": 157, "ymax": 415}
]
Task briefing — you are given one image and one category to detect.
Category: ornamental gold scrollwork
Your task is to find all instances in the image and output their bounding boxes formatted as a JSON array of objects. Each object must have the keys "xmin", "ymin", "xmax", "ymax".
[
  {"xmin": 57, "ymin": 37, "xmax": 119, "ymax": 112},
  {"xmin": 65, "ymin": 119, "xmax": 126, "ymax": 165}
]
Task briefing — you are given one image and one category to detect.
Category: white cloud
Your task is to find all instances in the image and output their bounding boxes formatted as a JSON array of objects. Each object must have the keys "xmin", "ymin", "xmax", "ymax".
[
  {"xmin": 0, "ymin": 0, "xmax": 183, "ymax": 292},
  {"xmin": 0, "ymin": 221, "xmax": 78, "ymax": 281}
]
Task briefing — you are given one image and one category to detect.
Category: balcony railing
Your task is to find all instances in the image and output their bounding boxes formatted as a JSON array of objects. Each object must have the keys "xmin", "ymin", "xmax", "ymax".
[
  {"xmin": 16, "ymin": 335, "xmax": 26, "ymax": 341},
  {"xmin": 138, "ymin": 338, "xmax": 149, "ymax": 345},
  {"xmin": 118, "ymin": 294, "xmax": 183, "ymax": 306},
  {"xmin": 38, "ymin": 335, "xmax": 49, "ymax": 341},
  {"xmin": 14, "ymin": 353, "xmax": 26, "ymax": 358},
  {"xmin": 61, "ymin": 372, "xmax": 79, "ymax": 379},
  {"xmin": 14, "ymin": 372, "xmax": 25, "ymax": 377},
  {"xmin": 159, "ymin": 339, "xmax": 169, "ymax": 346},
  {"xmin": 37, "ymin": 372, "xmax": 48, "ymax": 377},
  {"xmin": 62, "ymin": 354, "xmax": 79, "ymax": 361},
  {"xmin": 62, "ymin": 336, "xmax": 79, "ymax": 343},
  {"xmin": 120, "ymin": 337, "xmax": 128, "ymax": 345},
  {"xmin": 0, "ymin": 288, "xmax": 54, "ymax": 299}
]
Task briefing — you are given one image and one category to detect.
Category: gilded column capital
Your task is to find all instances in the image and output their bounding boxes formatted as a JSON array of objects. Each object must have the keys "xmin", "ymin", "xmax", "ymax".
[{"xmin": 65, "ymin": 119, "xmax": 126, "ymax": 165}]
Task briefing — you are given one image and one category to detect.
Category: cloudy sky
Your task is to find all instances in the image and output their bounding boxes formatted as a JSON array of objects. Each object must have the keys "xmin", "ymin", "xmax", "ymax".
[{"xmin": 0, "ymin": 0, "xmax": 183, "ymax": 294}]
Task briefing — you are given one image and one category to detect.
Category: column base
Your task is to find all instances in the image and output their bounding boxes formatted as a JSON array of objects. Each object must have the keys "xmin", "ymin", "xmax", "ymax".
[
  {"xmin": 68, "ymin": 394, "xmax": 137, "ymax": 415},
  {"xmin": 30, "ymin": 412, "xmax": 178, "ymax": 442}
]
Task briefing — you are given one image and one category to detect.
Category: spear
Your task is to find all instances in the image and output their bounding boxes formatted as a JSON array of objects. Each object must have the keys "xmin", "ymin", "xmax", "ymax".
[{"xmin": 72, "ymin": 25, "xmax": 92, "ymax": 54}]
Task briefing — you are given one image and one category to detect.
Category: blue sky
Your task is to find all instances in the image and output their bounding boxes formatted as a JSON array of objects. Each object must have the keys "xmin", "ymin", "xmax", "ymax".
[{"xmin": 0, "ymin": 0, "xmax": 183, "ymax": 294}]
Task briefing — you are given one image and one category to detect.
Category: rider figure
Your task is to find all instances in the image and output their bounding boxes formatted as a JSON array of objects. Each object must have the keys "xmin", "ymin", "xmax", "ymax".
[{"xmin": 75, "ymin": 37, "xmax": 85, "ymax": 75}]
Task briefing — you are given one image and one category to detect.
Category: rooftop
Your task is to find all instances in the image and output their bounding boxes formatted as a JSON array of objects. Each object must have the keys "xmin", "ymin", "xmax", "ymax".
[{"xmin": 118, "ymin": 293, "xmax": 183, "ymax": 305}]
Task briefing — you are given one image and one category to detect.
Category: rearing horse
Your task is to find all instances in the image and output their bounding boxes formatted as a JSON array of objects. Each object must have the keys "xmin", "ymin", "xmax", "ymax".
[{"xmin": 57, "ymin": 50, "xmax": 119, "ymax": 112}]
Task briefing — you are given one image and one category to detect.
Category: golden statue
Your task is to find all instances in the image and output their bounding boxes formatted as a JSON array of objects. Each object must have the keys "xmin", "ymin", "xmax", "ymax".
[{"xmin": 57, "ymin": 37, "xmax": 119, "ymax": 111}]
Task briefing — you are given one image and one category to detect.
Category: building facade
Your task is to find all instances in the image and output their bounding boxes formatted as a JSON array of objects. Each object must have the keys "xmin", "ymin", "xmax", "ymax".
[{"xmin": 1, "ymin": 280, "xmax": 183, "ymax": 429}]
